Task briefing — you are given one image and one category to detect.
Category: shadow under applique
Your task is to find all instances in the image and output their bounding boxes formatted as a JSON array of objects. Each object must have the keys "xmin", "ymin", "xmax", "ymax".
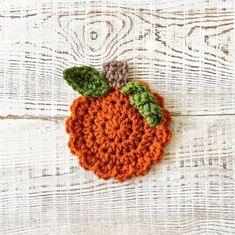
[{"xmin": 63, "ymin": 60, "xmax": 172, "ymax": 182}]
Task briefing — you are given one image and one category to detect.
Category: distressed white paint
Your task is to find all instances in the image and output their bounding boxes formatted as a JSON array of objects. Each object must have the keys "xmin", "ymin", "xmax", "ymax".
[
  {"xmin": 0, "ymin": 117, "xmax": 235, "ymax": 234},
  {"xmin": 0, "ymin": 0, "xmax": 234, "ymax": 117},
  {"xmin": 0, "ymin": 0, "xmax": 235, "ymax": 234}
]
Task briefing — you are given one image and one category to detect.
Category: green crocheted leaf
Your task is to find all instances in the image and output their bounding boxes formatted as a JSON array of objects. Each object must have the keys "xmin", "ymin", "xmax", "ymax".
[
  {"xmin": 63, "ymin": 66, "xmax": 110, "ymax": 98},
  {"xmin": 130, "ymin": 92, "xmax": 156, "ymax": 107},
  {"xmin": 122, "ymin": 82, "xmax": 163, "ymax": 127},
  {"xmin": 120, "ymin": 81, "xmax": 148, "ymax": 94}
]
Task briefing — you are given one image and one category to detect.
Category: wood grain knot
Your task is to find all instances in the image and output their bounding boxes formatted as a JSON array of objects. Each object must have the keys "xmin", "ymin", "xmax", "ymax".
[{"xmin": 90, "ymin": 31, "xmax": 98, "ymax": 40}]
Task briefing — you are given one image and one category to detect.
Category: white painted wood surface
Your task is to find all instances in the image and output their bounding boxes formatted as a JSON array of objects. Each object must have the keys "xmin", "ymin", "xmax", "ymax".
[{"xmin": 0, "ymin": 0, "xmax": 234, "ymax": 234}]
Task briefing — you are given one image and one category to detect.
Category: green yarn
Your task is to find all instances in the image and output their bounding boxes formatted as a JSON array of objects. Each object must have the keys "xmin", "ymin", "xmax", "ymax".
[
  {"xmin": 63, "ymin": 65, "xmax": 110, "ymax": 98},
  {"xmin": 120, "ymin": 82, "xmax": 148, "ymax": 94},
  {"xmin": 130, "ymin": 92, "xmax": 156, "ymax": 107},
  {"xmin": 121, "ymin": 82, "xmax": 163, "ymax": 127}
]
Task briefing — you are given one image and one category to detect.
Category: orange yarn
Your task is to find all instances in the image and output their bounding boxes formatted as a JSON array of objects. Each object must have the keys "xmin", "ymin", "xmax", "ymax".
[{"xmin": 66, "ymin": 87, "xmax": 172, "ymax": 182}]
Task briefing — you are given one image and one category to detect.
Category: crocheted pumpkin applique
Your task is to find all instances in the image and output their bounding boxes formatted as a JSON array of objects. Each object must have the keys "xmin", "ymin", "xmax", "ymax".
[{"xmin": 64, "ymin": 61, "xmax": 172, "ymax": 182}]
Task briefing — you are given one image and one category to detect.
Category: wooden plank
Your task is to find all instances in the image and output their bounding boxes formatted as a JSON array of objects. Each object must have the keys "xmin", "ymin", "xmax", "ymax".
[
  {"xmin": 0, "ymin": 0, "xmax": 234, "ymax": 117},
  {"xmin": 0, "ymin": 117, "xmax": 234, "ymax": 234}
]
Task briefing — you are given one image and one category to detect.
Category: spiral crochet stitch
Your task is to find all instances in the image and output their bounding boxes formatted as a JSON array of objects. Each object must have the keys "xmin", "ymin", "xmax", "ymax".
[
  {"xmin": 66, "ymin": 87, "xmax": 172, "ymax": 182},
  {"xmin": 63, "ymin": 65, "xmax": 110, "ymax": 97}
]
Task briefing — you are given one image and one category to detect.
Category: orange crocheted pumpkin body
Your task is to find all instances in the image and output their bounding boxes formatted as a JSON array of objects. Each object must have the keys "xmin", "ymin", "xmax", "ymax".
[{"xmin": 66, "ymin": 87, "xmax": 172, "ymax": 182}]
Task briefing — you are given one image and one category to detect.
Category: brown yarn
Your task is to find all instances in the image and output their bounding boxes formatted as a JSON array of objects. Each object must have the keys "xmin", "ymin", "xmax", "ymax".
[
  {"xmin": 102, "ymin": 60, "xmax": 129, "ymax": 88},
  {"xmin": 66, "ymin": 87, "xmax": 172, "ymax": 182}
]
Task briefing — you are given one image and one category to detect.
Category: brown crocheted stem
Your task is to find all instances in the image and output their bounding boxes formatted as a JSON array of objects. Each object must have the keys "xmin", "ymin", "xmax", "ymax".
[{"xmin": 102, "ymin": 60, "xmax": 129, "ymax": 88}]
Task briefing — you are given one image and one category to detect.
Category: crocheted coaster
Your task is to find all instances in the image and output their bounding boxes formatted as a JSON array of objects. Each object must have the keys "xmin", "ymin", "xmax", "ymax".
[{"xmin": 64, "ymin": 61, "xmax": 172, "ymax": 182}]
